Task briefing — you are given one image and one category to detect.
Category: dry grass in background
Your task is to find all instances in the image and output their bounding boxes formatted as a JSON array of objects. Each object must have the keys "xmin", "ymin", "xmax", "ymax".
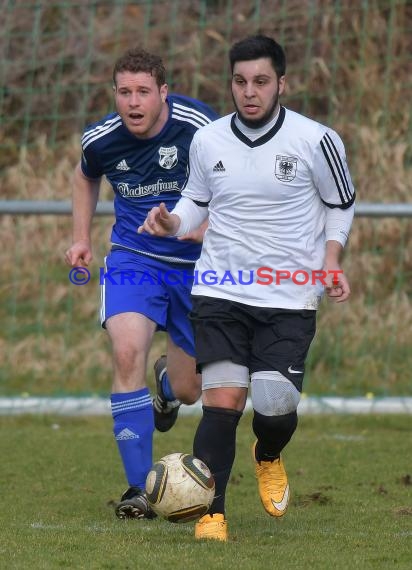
[{"xmin": 1, "ymin": 0, "xmax": 411, "ymax": 396}]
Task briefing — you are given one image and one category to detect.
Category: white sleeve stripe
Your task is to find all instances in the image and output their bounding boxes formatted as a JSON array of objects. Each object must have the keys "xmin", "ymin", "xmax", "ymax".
[
  {"xmin": 82, "ymin": 121, "xmax": 123, "ymax": 150},
  {"xmin": 172, "ymin": 107, "xmax": 210, "ymax": 127},
  {"xmin": 173, "ymin": 102, "xmax": 213, "ymax": 124},
  {"xmin": 81, "ymin": 116, "xmax": 122, "ymax": 145},
  {"xmin": 172, "ymin": 113, "xmax": 208, "ymax": 129},
  {"xmin": 320, "ymin": 133, "xmax": 353, "ymax": 203}
]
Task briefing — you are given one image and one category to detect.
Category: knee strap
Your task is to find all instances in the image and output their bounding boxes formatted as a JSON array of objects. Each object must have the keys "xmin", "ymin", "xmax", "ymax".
[
  {"xmin": 202, "ymin": 360, "xmax": 249, "ymax": 389},
  {"xmin": 251, "ymin": 371, "xmax": 300, "ymax": 416}
]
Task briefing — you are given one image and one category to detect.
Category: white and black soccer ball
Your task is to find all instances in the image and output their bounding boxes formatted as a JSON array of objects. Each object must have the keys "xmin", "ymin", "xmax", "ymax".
[{"xmin": 145, "ymin": 452, "xmax": 215, "ymax": 523}]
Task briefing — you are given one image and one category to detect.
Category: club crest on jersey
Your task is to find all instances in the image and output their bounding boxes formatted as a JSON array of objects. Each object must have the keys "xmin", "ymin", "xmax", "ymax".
[
  {"xmin": 159, "ymin": 146, "xmax": 178, "ymax": 169},
  {"xmin": 275, "ymin": 155, "xmax": 297, "ymax": 181}
]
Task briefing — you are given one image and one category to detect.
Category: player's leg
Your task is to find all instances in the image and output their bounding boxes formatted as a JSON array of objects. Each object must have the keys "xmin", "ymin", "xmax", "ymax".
[
  {"xmin": 196, "ymin": 381, "xmax": 248, "ymax": 505},
  {"xmin": 190, "ymin": 296, "xmax": 250, "ymax": 541},
  {"xmin": 194, "ymin": 379, "xmax": 248, "ymax": 542},
  {"xmin": 250, "ymin": 371, "xmax": 299, "ymax": 517},
  {"xmin": 106, "ymin": 312, "xmax": 157, "ymax": 519},
  {"xmin": 101, "ymin": 249, "xmax": 169, "ymax": 518},
  {"xmin": 250, "ymin": 308, "xmax": 317, "ymax": 517},
  {"xmin": 152, "ymin": 339, "xmax": 201, "ymax": 432},
  {"xmin": 165, "ymin": 337, "xmax": 200, "ymax": 404},
  {"xmin": 152, "ymin": 262, "xmax": 201, "ymax": 432}
]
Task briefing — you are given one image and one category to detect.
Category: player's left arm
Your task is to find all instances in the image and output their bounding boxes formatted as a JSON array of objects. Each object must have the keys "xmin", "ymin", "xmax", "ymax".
[
  {"xmin": 313, "ymin": 127, "xmax": 356, "ymax": 303},
  {"xmin": 322, "ymin": 193, "xmax": 355, "ymax": 303},
  {"xmin": 323, "ymin": 238, "xmax": 351, "ymax": 303},
  {"xmin": 313, "ymin": 128, "xmax": 356, "ymax": 209}
]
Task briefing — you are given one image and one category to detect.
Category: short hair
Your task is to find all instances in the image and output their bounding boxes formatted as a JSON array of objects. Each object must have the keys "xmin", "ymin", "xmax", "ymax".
[
  {"xmin": 229, "ymin": 35, "xmax": 286, "ymax": 78},
  {"xmin": 112, "ymin": 47, "xmax": 166, "ymax": 87}
]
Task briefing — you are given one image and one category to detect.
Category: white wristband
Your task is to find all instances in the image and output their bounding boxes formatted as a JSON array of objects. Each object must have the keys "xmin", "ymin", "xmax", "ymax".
[
  {"xmin": 325, "ymin": 203, "xmax": 355, "ymax": 246},
  {"xmin": 171, "ymin": 196, "xmax": 209, "ymax": 236}
]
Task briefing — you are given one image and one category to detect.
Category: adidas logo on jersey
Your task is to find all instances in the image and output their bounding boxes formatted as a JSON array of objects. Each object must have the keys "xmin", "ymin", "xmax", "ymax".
[
  {"xmin": 213, "ymin": 160, "xmax": 225, "ymax": 172},
  {"xmin": 115, "ymin": 428, "xmax": 140, "ymax": 440},
  {"xmin": 116, "ymin": 159, "xmax": 130, "ymax": 171}
]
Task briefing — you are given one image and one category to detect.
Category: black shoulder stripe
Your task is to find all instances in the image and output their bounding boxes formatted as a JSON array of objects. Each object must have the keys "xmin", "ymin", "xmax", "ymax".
[
  {"xmin": 320, "ymin": 133, "xmax": 353, "ymax": 204},
  {"xmin": 192, "ymin": 199, "xmax": 210, "ymax": 207},
  {"xmin": 321, "ymin": 192, "xmax": 356, "ymax": 209}
]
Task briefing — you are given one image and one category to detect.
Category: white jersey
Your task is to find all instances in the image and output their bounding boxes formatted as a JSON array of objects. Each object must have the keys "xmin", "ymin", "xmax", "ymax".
[{"xmin": 182, "ymin": 106, "xmax": 355, "ymax": 309}]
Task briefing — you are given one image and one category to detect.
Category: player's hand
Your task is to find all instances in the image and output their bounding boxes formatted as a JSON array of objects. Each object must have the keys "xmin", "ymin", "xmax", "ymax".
[
  {"xmin": 64, "ymin": 240, "xmax": 93, "ymax": 267},
  {"xmin": 324, "ymin": 265, "xmax": 350, "ymax": 303},
  {"xmin": 138, "ymin": 202, "xmax": 180, "ymax": 236}
]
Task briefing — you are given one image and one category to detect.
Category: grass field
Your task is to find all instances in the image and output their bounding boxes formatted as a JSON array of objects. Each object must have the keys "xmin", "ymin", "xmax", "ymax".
[{"xmin": 1, "ymin": 413, "xmax": 411, "ymax": 569}]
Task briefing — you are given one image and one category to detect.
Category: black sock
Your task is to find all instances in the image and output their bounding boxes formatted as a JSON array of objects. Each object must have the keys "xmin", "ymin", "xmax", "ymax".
[
  {"xmin": 252, "ymin": 410, "xmax": 298, "ymax": 461},
  {"xmin": 193, "ymin": 406, "xmax": 242, "ymax": 515}
]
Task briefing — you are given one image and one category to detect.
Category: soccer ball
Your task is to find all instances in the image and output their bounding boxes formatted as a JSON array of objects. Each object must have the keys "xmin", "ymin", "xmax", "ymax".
[{"xmin": 145, "ymin": 452, "xmax": 215, "ymax": 523}]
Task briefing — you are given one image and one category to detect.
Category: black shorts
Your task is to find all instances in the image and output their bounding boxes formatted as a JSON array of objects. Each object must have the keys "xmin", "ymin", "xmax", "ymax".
[{"xmin": 189, "ymin": 296, "xmax": 317, "ymax": 391}]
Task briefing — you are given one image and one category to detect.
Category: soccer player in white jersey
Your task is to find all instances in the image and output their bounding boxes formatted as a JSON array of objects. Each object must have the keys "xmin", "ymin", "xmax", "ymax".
[
  {"xmin": 65, "ymin": 47, "xmax": 218, "ymax": 520},
  {"xmin": 139, "ymin": 35, "xmax": 355, "ymax": 540}
]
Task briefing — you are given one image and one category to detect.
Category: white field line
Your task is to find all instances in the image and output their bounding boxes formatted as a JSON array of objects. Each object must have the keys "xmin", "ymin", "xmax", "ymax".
[{"xmin": 1, "ymin": 397, "xmax": 412, "ymax": 415}]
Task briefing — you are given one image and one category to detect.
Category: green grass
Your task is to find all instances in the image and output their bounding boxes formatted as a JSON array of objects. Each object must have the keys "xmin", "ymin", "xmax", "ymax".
[{"xmin": 1, "ymin": 414, "xmax": 411, "ymax": 569}]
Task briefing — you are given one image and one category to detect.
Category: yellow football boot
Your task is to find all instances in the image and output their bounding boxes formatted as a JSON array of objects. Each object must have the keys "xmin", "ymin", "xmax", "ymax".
[
  {"xmin": 252, "ymin": 441, "xmax": 290, "ymax": 517},
  {"xmin": 194, "ymin": 513, "xmax": 228, "ymax": 541}
]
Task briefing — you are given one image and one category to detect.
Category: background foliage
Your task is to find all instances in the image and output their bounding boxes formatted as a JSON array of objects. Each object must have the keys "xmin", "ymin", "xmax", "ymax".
[{"xmin": 1, "ymin": 0, "xmax": 412, "ymax": 398}]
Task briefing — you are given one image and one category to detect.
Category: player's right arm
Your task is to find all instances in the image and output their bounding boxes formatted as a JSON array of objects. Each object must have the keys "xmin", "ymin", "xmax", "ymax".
[
  {"xmin": 137, "ymin": 201, "xmax": 182, "ymax": 236},
  {"xmin": 64, "ymin": 162, "xmax": 101, "ymax": 267},
  {"xmin": 138, "ymin": 197, "xmax": 209, "ymax": 237}
]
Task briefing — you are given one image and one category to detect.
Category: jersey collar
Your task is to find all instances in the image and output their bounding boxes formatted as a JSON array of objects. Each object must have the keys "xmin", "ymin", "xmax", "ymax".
[{"xmin": 230, "ymin": 106, "xmax": 286, "ymax": 148}]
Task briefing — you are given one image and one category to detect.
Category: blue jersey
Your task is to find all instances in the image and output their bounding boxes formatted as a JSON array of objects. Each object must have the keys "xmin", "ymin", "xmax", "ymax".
[{"xmin": 81, "ymin": 94, "xmax": 218, "ymax": 263}]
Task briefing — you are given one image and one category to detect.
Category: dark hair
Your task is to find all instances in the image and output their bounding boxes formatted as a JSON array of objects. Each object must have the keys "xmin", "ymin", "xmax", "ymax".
[
  {"xmin": 113, "ymin": 47, "xmax": 166, "ymax": 87},
  {"xmin": 229, "ymin": 35, "xmax": 286, "ymax": 78}
]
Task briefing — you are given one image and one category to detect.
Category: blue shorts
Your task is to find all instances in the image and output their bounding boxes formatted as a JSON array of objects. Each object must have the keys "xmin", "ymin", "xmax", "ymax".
[{"xmin": 100, "ymin": 248, "xmax": 196, "ymax": 356}]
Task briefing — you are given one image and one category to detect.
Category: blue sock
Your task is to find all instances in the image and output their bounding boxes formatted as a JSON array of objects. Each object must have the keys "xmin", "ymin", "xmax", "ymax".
[
  {"xmin": 160, "ymin": 370, "xmax": 176, "ymax": 402},
  {"xmin": 111, "ymin": 388, "xmax": 154, "ymax": 489}
]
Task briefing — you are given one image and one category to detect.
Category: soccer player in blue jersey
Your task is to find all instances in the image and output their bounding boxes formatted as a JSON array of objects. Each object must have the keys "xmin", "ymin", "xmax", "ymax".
[{"xmin": 65, "ymin": 47, "xmax": 218, "ymax": 519}]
